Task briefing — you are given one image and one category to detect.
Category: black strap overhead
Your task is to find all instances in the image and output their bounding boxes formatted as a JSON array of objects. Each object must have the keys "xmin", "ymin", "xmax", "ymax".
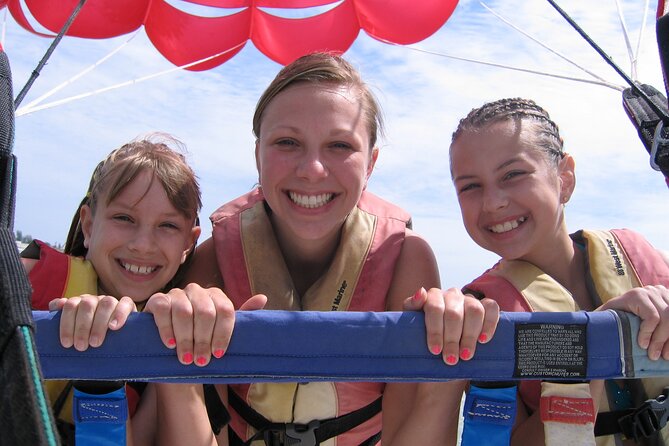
[
  {"xmin": 226, "ymin": 388, "xmax": 382, "ymax": 446},
  {"xmin": 622, "ymin": 84, "xmax": 669, "ymax": 178}
]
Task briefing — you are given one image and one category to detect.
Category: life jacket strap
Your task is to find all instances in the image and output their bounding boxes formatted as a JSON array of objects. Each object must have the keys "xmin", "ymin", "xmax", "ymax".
[
  {"xmin": 595, "ymin": 387, "xmax": 669, "ymax": 441},
  {"xmin": 227, "ymin": 389, "xmax": 381, "ymax": 446},
  {"xmin": 461, "ymin": 381, "xmax": 517, "ymax": 446},
  {"xmin": 72, "ymin": 381, "xmax": 127, "ymax": 446}
]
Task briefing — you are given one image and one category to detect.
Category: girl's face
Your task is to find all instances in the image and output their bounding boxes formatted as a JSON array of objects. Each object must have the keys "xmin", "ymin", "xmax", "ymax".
[
  {"xmin": 255, "ymin": 82, "xmax": 378, "ymax": 246},
  {"xmin": 450, "ymin": 120, "xmax": 574, "ymax": 264},
  {"xmin": 81, "ymin": 169, "xmax": 200, "ymax": 301}
]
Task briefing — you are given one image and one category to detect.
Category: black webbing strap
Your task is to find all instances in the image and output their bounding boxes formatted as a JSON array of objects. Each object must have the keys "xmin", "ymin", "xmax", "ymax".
[
  {"xmin": 204, "ymin": 384, "xmax": 231, "ymax": 435},
  {"xmin": 622, "ymin": 84, "xmax": 669, "ymax": 178},
  {"xmin": 227, "ymin": 389, "xmax": 381, "ymax": 445},
  {"xmin": 595, "ymin": 388, "xmax": 669, "ymax": 440}
]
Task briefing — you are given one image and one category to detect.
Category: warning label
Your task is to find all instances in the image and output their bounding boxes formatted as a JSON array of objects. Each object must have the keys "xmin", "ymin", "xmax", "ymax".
[{"xmin": 514, "ymin": 323, "xmax": 587, "ymax": 379}]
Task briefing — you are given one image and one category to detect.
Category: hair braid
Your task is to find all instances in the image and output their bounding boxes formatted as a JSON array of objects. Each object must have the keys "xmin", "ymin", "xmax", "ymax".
[{"xmin": 452, "ymin": 98, "xmax": 564, "ymax": 163}]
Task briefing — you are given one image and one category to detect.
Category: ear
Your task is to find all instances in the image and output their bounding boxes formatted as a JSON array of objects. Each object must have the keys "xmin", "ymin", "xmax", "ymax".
[
  {"xmin": 254, "ymin": 139, "xmax": 261, "ymax": 179},
  {"xmin": 558, "ymin": 153, "xmax": 576, "ymax": 204},
  {"xmin": 80, "ymin": 204, "xmax": 94, "ymax": 249},
  {"xmin": 366, "ymin": 147, "xmax": 379, "ymax": 180},
  {"xmin": 181, "ymin": 225, "xmax": 201, "ymax": 264}
]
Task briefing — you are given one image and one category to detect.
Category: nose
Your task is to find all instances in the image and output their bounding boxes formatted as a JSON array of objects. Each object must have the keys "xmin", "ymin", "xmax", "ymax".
[
  {"xmin": 296, "ymin": 148, "xmax": 328, "ymax": 181},
  {"xmin": 128, "ymin": 226, "xmax": 157, "ymax": 254},
  {"xmin": 482, "ymin": 187, "xmax": 508, "ymax": 212}
]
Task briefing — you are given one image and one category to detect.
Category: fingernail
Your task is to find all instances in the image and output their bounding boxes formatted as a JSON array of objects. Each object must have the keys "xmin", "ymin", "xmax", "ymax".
[
  {"xmin": 183, "ymin": 352, "xmax": 193, "ymax": 364},
  {"xmin": 651, "ymin": 349, "xmax": 661, "ymax": 361},
  {"xmin": 109, "ymin": 319, "xmax": 118, "ymax": 329},
  {"xmin": 430, "ymin": 344, "xmax": 441, "ymax": 355},
  {"xmin": 196, "ymin": 356, "xmax": 207, "ymax": 366},
  {"xmin": 413, "ymin": 288, "xmax": 423, "ymax": 301},
  {"xmin": 167, "ymin": 338, "xmax": 176, "ymax": 347},
  {"xmin": 213, "ymin": 349, "xmax": 225, "ymax": 358},
  {"xmin": 89, "ymin": 336, "xmax": 100, "ymax": 347},
  {"xmin": 445, "ymin": 355, "xmax": 458, "ymax": 365},
  {"xmin": 460, "ymin": 348, "xmax": 472, "ymax": 360},
  {"xmin": 478, "ymin": 333, "xmax": 488, "ymax": 343}
]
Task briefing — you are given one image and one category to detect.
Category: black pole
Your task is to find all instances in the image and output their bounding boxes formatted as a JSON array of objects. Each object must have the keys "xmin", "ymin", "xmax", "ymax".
[
  {"xmin": 546, "ymin": 0, "xmax": 669, "ymax": 124},
  {"xmin": 14, "ymin": 0, "xmax": 87, "ymax": 109}
]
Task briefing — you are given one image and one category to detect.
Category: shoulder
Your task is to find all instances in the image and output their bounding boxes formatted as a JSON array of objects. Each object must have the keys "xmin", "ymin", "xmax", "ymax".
[{"xmin": 181, "ymin": 238, "xmax": 224, "ymax": 288}]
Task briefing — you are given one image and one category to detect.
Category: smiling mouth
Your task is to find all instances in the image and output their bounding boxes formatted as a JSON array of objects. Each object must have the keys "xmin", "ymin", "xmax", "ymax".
[
  {"xmin": 288, "ymin": 191, "xmax": 335, "ymax": 209},
  {"xmin": 488, "ymin": 217, "xmax": 527, "ymax": 234},
  {"xmin": 120, "ymin": 261, "xmax": 158, "ymax": 275}
]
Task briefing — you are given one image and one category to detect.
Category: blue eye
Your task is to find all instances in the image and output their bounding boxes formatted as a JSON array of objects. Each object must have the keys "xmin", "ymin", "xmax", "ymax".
[{"xmin": 113, "ymin": 214, "xmax": 133, "ymax": 223}]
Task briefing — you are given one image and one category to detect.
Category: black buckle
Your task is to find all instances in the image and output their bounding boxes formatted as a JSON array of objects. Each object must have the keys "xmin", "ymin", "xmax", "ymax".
[
  {"xmin": 652, "ymin": 121, "xmax": 669, "ymax": 176},
  {"xmin": 260, "ymin": 420, "xmax": 320, "ymax": 446},
  {"xmin": 619, "ymin": 389, "xmax": 669, "ymax": 440},
  {"xmin": 285, "ymin": 420, "xmax": 320, "ymax": 446}
]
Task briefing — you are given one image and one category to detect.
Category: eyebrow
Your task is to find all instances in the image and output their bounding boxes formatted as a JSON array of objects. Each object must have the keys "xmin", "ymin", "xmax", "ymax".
[{"xmin": 453, "ymin": 156, "xmax": 523, "ymax": 183}]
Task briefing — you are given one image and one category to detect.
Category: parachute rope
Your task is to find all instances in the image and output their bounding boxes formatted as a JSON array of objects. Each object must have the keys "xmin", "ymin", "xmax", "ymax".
[
  {"xmin": 480, "ymin": 2, "xmax": 611, "ymax": 85},
  {"xmin": 546, "ymin": 0, "xmax": 669, "ymax": 123},
  {"xmin": 16, "ymin": 41, "xmax": 245, "ymax": 116},
  {"xmin": 615, "ymin": 0, "xmax": 637, "ymax": 79},
  {"xmin": 20, "ymin": 32, "xmax": 138, "ymax": 113},
  {"xmin": 382, "ymin": 40, "xmax": 624, "ymax": 91}
]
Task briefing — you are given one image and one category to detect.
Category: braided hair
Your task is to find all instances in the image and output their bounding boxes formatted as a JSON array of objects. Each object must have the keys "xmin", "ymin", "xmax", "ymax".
[{"xmin": 451, "ymin": 98, "xmax": 564, "ymax": 165}]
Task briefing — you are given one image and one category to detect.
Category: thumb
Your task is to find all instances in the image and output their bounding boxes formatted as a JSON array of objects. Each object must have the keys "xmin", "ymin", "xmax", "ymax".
[{"xmin": 240, "ymin": 294, "xmax": 268, "ymax": 311}]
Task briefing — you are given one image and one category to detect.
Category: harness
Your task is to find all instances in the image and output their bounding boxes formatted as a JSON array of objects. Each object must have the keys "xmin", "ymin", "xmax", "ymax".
[{"xmin": 208, "ymin": 189, "xmax": 410, "ymax": 445}]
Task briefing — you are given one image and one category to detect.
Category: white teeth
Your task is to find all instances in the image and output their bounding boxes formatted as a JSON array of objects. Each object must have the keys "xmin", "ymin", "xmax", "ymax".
[
  {"xmin": 122, "ymin": 262, "xmax": 157, "ymax": 275},
  {"xmin": 489, "ymin": 217, "xmax": 526, "ymax": 234},
  {"xmin": 289, "ymin": 192, "xmax": 334, "ymax": 208}
]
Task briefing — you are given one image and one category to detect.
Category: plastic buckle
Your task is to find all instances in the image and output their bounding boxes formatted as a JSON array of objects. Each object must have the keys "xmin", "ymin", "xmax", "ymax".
[
  {"xmin": 285, "ymin": 420, "xmax": 320, "ymax": 446},
  {"xmin": 651, "ymin": 121, "xmax": 669, "ymax": 173},
  {"xmin": 619, "ymin": 390, "xmax": 669, "ymax": 440}
]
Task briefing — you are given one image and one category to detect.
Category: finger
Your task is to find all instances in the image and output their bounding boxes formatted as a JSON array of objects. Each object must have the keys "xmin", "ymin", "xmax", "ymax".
[
  {"xmin": 190, "ymin": 290, "xmax": 217, "ymax": 367},
  {"xmin": 144, "ymin": 292, "xmax": 177, "ymax": 350},
  {"xmin": 421, "ymin": 288, "xmax": 446, "ymax": 358},
  {"xmin": 87, "ymin": 295, "xmax": 118, "ymax": 348},
  {"xmin": 58, "ymin": 296, "xmax": 81, "ymax": 348},
  {"xmin": 48, "ymin": 297, "xmax": 68, "ymax": 311},
  {"xmin": 402, "ymin": 288, "xmax": 427, "ymax": 311},
  {"xmin": 170, "ymin": 289, "xmax": 195, "ymax": 365},
  {"xmin": 458, "ymin": 297, "xmax": 485, "ymax": 361},
  {"xmin": 108, "ymin": 296, "xmax": 137, "ymax": 331},
  {"xmin": 645, "ymin": 289, "xmax": 669, "ymax": 360},
  {"xmin": 478, "ymin": 298, "xmax": 500, "ymax": 344},
  {"xmin": 211, "ymin": 290, "xmax": 237, "ymax": 360},
  {"xmin": 239, "ymin": 294, "xmax": 268, "ymax": 311},
  {"xmin": 71, "ymin": 295, "xmax": 99, "ymax": 351},
  {"xmin": 441, "ymin": 288, "xmax": 467, "ymax": 366}
]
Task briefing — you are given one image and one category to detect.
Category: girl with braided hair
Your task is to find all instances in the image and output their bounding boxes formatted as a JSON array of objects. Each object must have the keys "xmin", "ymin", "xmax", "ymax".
[{"xmin": 450, "ymin": 98, "xmax": 669, "ymax": 444}]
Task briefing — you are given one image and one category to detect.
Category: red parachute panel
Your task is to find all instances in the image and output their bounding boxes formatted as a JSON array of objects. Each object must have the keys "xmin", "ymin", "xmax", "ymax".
[{"xmin": 6, "ymin": 0, "xmax": 459, "ymax": 70}]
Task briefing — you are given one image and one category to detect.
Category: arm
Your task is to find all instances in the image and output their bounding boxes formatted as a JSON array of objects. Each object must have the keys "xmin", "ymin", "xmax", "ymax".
[{"xmin": 381, "ymin": 231, "xmax": 460, "ymax": 445}]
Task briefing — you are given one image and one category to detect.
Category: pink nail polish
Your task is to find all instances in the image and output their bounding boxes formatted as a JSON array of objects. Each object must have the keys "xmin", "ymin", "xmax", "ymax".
[
  {"xmin": 167, "ymin": 338, "xmax": 176, "ymax": 347},
  {"xmin": 478, "ymin": 333, "xmax": 488, "ymax": 343},
  {"xmin": 413, "ymin": 288, "xmax": 422, "ymax": 301},
  {"xmin": 446, "ymin": 355, "xmax": 458, "ymax": 365},
  {"xmin": 183, "ymin": 352, "xmax": 193, "ymax": 364},
  {"xmin": 460, "ymin": 348, "xmax": 472, "ymax": 360},
  {"xmin": 213, "ymin": 349, "xmax": 225, "ymax": 358},
  {"xmin": 196, "ymin": 356, "xmax": 207, "ymax": 366},
  {"xmin": 430, "ymin": 345, "xmax": 441, "ymax": 355}
]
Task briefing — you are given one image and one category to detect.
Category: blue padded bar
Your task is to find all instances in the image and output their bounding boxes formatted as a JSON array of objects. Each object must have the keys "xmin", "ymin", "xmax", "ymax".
[{"xmin": 32, "ymin": 309, "xmax": 659, "ymax": 383}]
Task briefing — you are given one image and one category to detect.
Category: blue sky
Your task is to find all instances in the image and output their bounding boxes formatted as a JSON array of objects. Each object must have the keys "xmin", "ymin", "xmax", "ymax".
[{"xmin": 8, "ymin": 0, "xmax": 669, "ymax": 288}]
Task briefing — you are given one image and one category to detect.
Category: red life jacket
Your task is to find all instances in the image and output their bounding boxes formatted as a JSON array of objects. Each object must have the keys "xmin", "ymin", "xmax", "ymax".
[{"xmin": 210, "ymin": 188, "xmax": 410, "ymax": 445}]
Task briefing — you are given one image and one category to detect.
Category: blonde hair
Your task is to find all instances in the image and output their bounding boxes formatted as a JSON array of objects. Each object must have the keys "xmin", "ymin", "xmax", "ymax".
[
  {"xmin": 253, "ymin": 52, "xmax": 384, "ymax": 150},
  {"xmin": 65, "ymin": 133, "xmax": 202, "ymax": 289}
]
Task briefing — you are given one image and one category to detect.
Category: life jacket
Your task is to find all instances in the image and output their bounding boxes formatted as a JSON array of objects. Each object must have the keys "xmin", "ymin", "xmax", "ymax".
[
  {"xmin": 209, "ymin": 188, "xmax": 411, "ymax": 446},
  {"xmin": 22, "ymin": 240, "xmax": 142, "ymax": 437},
  {"xmin": 463, "ymin": 229, "xmax": 669, "ymax": 445}
]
